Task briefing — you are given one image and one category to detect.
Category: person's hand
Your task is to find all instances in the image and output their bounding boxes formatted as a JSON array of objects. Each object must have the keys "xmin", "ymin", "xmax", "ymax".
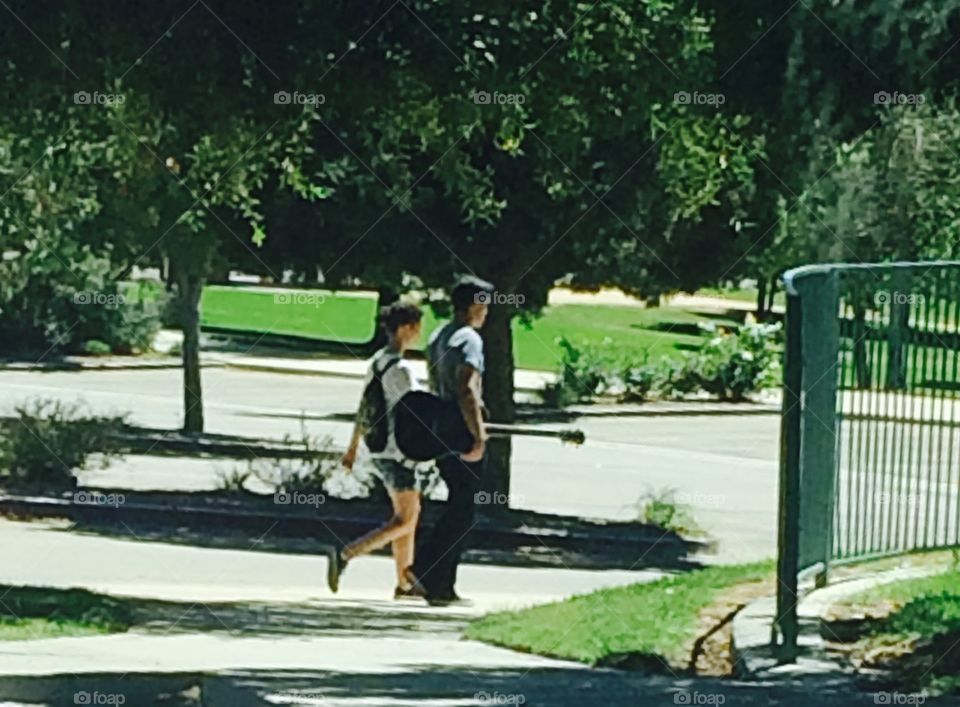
[
  {"xmin": 341, "ymin": 447, "xmax": 357, "ymax": 471},
  {"xmin": 460, "ymin": 438, "xmax": 485, "ymax": 463}
]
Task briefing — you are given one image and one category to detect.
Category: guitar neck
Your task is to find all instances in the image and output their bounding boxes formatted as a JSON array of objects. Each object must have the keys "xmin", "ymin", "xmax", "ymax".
[{"xmin": 484, "ymin": 422, "xmax": 583, "ymax": 442}]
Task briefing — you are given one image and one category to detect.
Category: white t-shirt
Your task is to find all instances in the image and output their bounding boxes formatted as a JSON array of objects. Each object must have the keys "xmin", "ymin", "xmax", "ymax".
[{"xmin": 363, "ymin": 349, "xmax": 422, "ymax": 462}]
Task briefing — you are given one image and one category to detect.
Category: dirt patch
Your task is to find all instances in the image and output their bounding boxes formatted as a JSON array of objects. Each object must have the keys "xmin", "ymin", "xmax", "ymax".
[{"xmin": 689, "ymin": 578, "xmax": 774, "ymax": 676}]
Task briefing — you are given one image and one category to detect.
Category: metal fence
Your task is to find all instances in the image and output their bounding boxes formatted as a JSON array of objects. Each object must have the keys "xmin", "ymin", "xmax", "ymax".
[{"xmin": 776, "ymin": 262, "xmax": 960, "ymax": 660}]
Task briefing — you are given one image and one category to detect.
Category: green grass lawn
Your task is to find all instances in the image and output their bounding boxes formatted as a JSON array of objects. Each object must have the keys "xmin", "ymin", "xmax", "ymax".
[
  {"xmin": 465, "ymin": 561, "xmax": 773, "ymax": 668},
  {"xmin": 0, "ymin": 584, "xmax": 133, "ymax": 641},
  {"xmin": 200, "ymin": 285, "xmax": 738, "ymax": 371},
  {"xmin": 839, "ymin": 568, "xmax": 960, "ymax": 609},
  {"xmin": 837, "ymin": 568, "xmax": 960, "ymax": 694}
]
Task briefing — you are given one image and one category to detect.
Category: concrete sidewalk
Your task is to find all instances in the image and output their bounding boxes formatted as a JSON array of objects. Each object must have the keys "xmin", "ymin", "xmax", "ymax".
[
  {"xmin": 0, "ymin": 518, "xmax": 659, "ymax": 673},
  {"xmin": 0, "ymin": 518, "xmax": 936, "ymax": 706}
]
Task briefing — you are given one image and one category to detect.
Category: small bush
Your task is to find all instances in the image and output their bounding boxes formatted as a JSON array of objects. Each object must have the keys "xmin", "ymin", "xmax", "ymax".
[
  {"xmin": 636, "ymin": 488, "xmax": 703, "ymax": 537},
  {"xmin": 82, "ymin": 340, "xmax": 112, "ymax": 356},
  {"xmin": 650, "ymin": 356, "xmax": 701, "ymax": 400},
  {"xmin": 691, "ymin": 322, "xmax": 783, "ymax": 401},
  {"xmin": 0, "ymin": 400, "xmax": 128, "ymax": 491},
  {"xmin": 619, "ymin": 362, "xmax": 660, "ymax": 402},
  {"xmin": 541, "ymin": 336, "xmax": 617, "ymax": 406}
]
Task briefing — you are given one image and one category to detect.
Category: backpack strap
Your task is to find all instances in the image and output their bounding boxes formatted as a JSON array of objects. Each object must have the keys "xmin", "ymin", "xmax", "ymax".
[{"xmin": 374, "ymin": 353, "xmax": 402, "ymax": 380}]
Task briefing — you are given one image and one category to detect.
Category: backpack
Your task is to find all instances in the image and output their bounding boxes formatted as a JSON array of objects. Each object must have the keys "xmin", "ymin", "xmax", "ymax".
[{"xmin": 359, "ymin": 354, "xmax": 402, "ymax": 453}]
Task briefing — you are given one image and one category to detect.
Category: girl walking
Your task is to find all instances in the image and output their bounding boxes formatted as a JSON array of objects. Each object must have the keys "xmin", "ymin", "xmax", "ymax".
[{"xmin": 327, "ymin": 301, "xmax": 427, "ymax": 598}]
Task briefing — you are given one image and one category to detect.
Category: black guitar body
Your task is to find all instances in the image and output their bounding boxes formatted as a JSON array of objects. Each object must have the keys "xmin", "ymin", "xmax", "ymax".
[{"xmin": 394, "ymin": 391, "xmax": 475, "ymax": 461}]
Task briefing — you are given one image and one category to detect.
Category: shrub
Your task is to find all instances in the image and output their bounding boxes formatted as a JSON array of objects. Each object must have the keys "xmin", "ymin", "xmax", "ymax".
[
  {"xmin": 649, "ymin": 356, "xmax": 701, "ymax": 400},
  {"xmin": 0, "ymin": 248, "xmax": 165, "ymax": 356},
  {"xmin": 0, "ymin": 400, "xmax": 128, "ymax": 491},
  {"xmin": 619, "ymin": 362, "xmax": 660, "ymax": 402},
  {"xmin": 689, "ymin": 322, "xmax": 783, "ymax": 401},
  {"xmin": 544, "ymin": 322, "xmax": 784, "ymax": 405},
  {"xmin": 541, "ymin": 337, "xmax": 617, "ymax": 406}
]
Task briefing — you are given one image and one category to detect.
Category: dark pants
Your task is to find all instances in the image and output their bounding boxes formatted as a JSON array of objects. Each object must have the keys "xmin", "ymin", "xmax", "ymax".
[{"xmin": 414, "ymin": 454, "xmax": 483, "ymax": 597}]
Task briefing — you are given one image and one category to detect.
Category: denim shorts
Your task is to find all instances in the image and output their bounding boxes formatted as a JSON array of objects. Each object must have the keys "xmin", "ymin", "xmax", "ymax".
[{"xmin": 371, "ymin": 458, "xmax": 419, "ymax": 493}]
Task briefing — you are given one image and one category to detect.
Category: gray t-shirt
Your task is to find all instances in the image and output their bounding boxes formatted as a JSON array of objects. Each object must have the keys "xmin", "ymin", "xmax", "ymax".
[{"xmin": 427, "ymin": 322, "xmax": 484, "ymax": 402}]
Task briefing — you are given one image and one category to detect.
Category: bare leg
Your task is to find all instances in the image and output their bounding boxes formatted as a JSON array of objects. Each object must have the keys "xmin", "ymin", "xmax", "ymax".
[
  {"xmin": 389, "ymin": 491, "xmax": 420, "ymax": 586},
  {"xmin": 342, "ymin": 490, "xmax": 420, "ymax": 567}
]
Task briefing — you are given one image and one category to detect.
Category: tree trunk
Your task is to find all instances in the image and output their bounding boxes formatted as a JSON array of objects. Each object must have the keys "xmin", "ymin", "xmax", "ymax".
[
  {"xmin": 886, "ymin": 300, "xmax": 909, "ymax": 390},
  {"xmin": 756, "ymin": 277, "xmax": 768, "ymax": 319},
  {"xmin": 767, "ymin": 276, "xmax": 778, "ymax": 313},
  {"xmin": 481, "ymin": 301, "xmax": 515, "ymax": 506},
  {"xmin": 179, "ymin": 272, "xmax": 205, "ymax": 436},
  {"xmin": 852, "ymin": 305, "xmax": 872, "ymax": 389}
]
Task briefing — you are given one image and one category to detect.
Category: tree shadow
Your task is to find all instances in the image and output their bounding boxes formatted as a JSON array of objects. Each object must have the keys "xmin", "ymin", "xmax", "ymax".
[
  {"xmin": 7, "ymin": 482, "xmax": 708, "ymax": 572},
  {"xmin": 131, "ymin": 596, "xmax": 471, "ymax": 640},
  {"xmin": 0, "ymin": 667, "xmax": 940, "ymax": 706},
  {"xmin": 58, "ymin": 517, "xmax": 703, "ymax": 572}
]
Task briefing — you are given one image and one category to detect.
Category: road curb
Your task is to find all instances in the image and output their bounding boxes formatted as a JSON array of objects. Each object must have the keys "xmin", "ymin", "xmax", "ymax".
[
  {"xmin": 220, "ymin": 359, "xmax": 553, "ymax": 394},
  {"xmin": 0, "ymin": 359, "xmax": 223, "ymax": 373}
]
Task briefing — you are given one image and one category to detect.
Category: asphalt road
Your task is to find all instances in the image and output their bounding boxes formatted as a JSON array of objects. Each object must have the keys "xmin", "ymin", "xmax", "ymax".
[{"xmin": 0, "ymin": 368, "xmax": 781, "ymax": 561}]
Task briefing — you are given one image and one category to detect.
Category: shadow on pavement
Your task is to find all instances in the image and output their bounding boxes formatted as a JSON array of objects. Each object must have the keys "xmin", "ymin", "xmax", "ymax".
[
  {"xmin": 60, "ymin": 520, "xmax": 702, "ymax": 572},
  {"xmin": 131, "ymin": 596, "xmax": 471, "ymax": 640},
  {"xmin": 0, "ymin": 667, "xmax": 944, "ymax": 706}
]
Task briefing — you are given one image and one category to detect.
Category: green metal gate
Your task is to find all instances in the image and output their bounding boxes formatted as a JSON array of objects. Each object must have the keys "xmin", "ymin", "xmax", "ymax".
[{"xmin": 776, "ymin": 262, "xmax": 960, "ymax": 660}]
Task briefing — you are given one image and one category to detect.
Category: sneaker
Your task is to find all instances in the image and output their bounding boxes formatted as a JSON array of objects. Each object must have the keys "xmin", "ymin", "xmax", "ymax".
[
  {"xmin": 326, "ymin": 547, "xmax": 347, "ymax": 594},
  {"xmin": 393, "ymin": 585, "xmax": 423, "ymax": 601},
  {"xmin": 402, "ymin": 568, "xmax": 428, "ymax": 597},
  {"xmin": 426, "ymin": 591, "xmax": 470, "ymax": 608}
]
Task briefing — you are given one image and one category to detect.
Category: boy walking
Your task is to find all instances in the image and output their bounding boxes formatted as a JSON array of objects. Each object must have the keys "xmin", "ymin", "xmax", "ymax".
[{"xmin": 411, "ymin": 275, "xmax": 494, "ymax": 606}]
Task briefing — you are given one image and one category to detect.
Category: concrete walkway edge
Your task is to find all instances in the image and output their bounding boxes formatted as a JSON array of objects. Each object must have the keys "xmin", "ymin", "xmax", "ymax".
[{"xmin": 732, "ymin": 566, "xmax": 943, "ymax": 679}]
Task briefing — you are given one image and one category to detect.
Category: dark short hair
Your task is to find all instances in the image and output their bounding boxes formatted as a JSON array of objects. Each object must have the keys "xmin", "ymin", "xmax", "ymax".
[
  {"xmin": 451, "ymin": 275, "xmax": 495, "ymax": 313},
  {"xmin": 381, "ymin": 301, "xmax": 423, "ymax": 333}
]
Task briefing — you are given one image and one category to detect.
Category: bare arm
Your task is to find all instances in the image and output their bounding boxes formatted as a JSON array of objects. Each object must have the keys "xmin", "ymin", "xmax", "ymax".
[
  {"xmin": 457, "ymin": 364, "xmax": 487, "ymax": 461},
  {"xmin": 342, "ymin": 405, "xmax": 365, "ymax": 470}
]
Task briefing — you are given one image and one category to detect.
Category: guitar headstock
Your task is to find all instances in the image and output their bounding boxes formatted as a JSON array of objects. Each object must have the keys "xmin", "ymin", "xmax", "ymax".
[{"xmin": 560, "ymin": 429, "xmax": 586, "ymax": 446}]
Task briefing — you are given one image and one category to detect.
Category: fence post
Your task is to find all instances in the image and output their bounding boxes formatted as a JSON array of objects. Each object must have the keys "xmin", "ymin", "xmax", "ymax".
[
  {"xmin": 776, "ymin": 288, "xmax": 803, "ymax": 662},
  {"xmin": 797, "ymin": 273, "xmax": 840, "ymax": 579}
]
